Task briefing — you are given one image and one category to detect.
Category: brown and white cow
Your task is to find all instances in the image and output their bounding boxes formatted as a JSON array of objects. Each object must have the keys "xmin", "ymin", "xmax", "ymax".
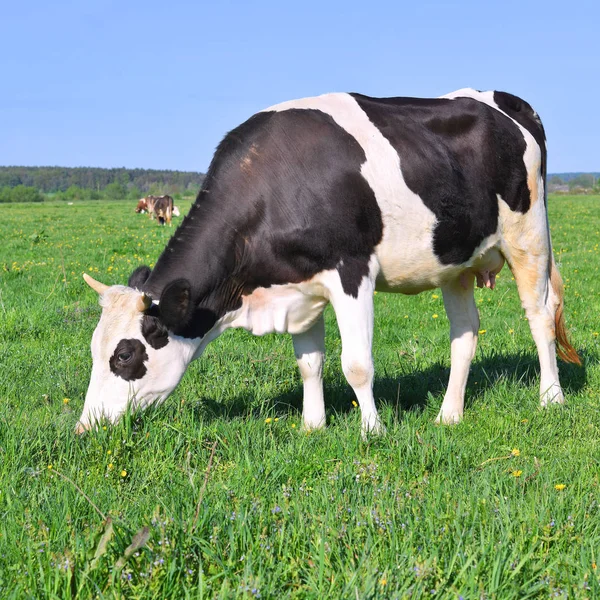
[
  {"xmin": 135, "ymin": 198, "xmax": 148, "ymax": 213},
  {"xmin": 77, "ymin": 89, "xmax": 580, "ymax": 434}
]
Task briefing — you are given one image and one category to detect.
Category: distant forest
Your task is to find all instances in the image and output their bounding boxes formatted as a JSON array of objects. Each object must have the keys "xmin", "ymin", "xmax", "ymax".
[
  {"xmin": 0, "ymin": 166, "xmax": 205, "ymax": 195},
  {"xmin": 0, "ymin": 165, "xmax": 598, "ymax": 203}
]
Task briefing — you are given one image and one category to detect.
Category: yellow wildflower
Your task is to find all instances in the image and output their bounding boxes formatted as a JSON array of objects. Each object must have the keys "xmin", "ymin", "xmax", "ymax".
[
  {"xmin": 63, "ymin": 398, "xmax": 70, "ymax": 404},
  {"xmin": 108, "ymin": 463, "xmax": 113, "ymax": 470},
  {"xmin": 265, "ymin": 418, "xmax": 272, "ymax": 424},
  {"xmin": 554, "ymin": 484, "xmax": 566, "ymax": 491},
  {"xmin": 511, "ymin": 470, "xmax": 523, "ymax": 477},
  {"xmin": 511, "ymin": 448, "xmax": 520, "ymax": 457},
  {"xmin": 432, "ymin": 314, "xmax": 438, "ymax": 319},
  {"xmin": 352, "ymin": 400, "xmax": 358, "ymax": 408},
  {"xmin": 47, "ymin": 464, "xmax": 53, "ymax": 470},
  {"xmin": 120, "ymin": 470, "xmax": 127, "ymax": 477},
  {"xmin": 432, "ymin": 294, "xmax": 439, "ymax": 299},
  {"xmin": 478, "ymin": 329, "xmax": 486, "ymax": 335},
  {"xmin": 291, "ymin": 423, "xmax": 296, "ymax": 428}
]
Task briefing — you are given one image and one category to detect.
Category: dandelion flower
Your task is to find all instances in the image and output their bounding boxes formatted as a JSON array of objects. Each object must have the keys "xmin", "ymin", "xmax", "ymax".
[
  {"xmin": 555, "ymin": 484, "xmax": 566, "ymax": 491},
  {"xmin": 432, "ymin": 314, "xmax": 439, "ymax": 319},
  {"xmin": 47, "ymin": 464, "xmax": 53, "ymax": 470},
  {"xmin": 120, "ymin": 470, "xmax": 127, "ymax": 478},
  {"xmin": 291, "ymin": 423, "xmax": 296, "ymax": 428},
  {"xmin": 265, "ymin": 418, "xmax": 272, "ymax": 424},
  {"xmin": 511, "ymin": 448, "xmax": 520, "ymax": 457},
  {"xmin": 63, "ymin": 398, "xmax": 70, "ymax": 404},
  {"xmin": 478, "ymin": 329, "xmax": 487, "ymax": 335},
  {"xmin": 509, "ymin": 328, "xmax": 514, "ymax": 334},
  {"xmin": 511, "ymin": 470, "xmax": 523, "ymax": 477},
  {"xmin": 108, "ymin": 463, "xmax": 114, "ymax": 470},
  {"xmin": 432, "ymin": 294, "xmax": 439, "ymax": 299},
  {"xmin": 352, "ymin": 400, "xmax": 358, "ymax": 408}
]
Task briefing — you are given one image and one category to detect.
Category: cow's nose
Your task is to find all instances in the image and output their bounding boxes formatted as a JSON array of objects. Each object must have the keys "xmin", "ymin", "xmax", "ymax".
[{"xmin": 75, "ymin": 421, "xmax": 91, "ymax": 435}]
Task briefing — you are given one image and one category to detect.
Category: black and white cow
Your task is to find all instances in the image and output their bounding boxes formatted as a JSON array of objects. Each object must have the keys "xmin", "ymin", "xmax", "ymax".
[{"xmin": 77, "ymin": 89, "xmax": 580, "ymax": 434}]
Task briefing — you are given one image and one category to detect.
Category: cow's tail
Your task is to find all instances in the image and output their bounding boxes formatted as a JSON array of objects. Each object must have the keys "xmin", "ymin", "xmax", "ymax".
[{"xmin": 549, "ymin": 258, "xmax": 581, "ymax": 365}]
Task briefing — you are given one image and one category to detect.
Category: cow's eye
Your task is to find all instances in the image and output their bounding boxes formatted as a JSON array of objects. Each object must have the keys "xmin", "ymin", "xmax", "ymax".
[{"xmin": 118, "ymin": 352, "xmax": 132, "ymax": 363}]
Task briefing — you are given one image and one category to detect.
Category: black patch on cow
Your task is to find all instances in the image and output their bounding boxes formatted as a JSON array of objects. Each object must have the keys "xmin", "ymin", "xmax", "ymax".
[
  {"xmin": 141, "ymin": 312, "xmax": 169, "ymax": 350},
  {"xmin": 109, "ymin": 338, "xmax": 148, "ymax": 381},
  {"xmin": 350, "ymin": 92, "xmax": 535, "ymax": 265},
  {"xmin": 493, "ymin": 91, "xmax": 547, "ymax": 202},
  {"xmin": 142, "ymin": 108, "xmax": 384, "ymax": 337},
  {"xmin": 128, "ymin": 265, "xmax": 152, "ymax": 289}
]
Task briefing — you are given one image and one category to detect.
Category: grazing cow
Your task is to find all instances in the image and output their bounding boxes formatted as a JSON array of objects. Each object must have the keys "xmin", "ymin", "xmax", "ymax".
[
  {"xmin": 77, "ymin": 89, "xmax": 580, "ymax": 435},
  {"xmin": 153, "ymin": 195, "xmax": 174, "ymax": 226},
  {"xmin": 135, "ymin": 198, "xmax": 148, "ymax": 214}
]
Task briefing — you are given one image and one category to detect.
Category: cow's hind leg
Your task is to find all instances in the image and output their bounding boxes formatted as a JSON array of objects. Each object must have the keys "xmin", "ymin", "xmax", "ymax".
[
  {"xmin": 436, "ymin": 274, "xmax": 480, "ymax": 424},
  {"xmin": 508, "ymin": 250, "xmax": 567, "ymax": 406},
  {"xmin": 328, "ymin": 272, "xmax": 383, "ymax": 436},
  {"xmin": 292, "ymin": 315, "xmax": 326, "ymax": 430}
]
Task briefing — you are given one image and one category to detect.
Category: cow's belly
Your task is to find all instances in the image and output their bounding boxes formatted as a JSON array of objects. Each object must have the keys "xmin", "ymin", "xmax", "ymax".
[{"xmin": 374, "ymin": 228, "xmax": 505, "ymax": 294}]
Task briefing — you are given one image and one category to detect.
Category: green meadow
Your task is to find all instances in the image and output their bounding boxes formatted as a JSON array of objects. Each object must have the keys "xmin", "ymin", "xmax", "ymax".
[{"xmin": 1, "ymin": 196, "xmax": 599, "ymax": 599}]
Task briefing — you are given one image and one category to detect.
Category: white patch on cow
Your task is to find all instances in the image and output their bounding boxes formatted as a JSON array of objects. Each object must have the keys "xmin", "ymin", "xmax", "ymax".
[{"xmin": 220, "ymin": 280, "xmax": 329, "ymax": 336}]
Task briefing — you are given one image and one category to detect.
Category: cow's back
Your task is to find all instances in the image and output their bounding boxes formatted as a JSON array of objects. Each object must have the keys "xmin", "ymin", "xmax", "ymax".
[{"xmin": 147, "ymin": 90, "xmax": 544, "ymax": 314}]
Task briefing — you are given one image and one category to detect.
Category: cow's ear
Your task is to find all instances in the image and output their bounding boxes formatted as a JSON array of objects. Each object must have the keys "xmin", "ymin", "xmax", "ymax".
[
  {"xmin": 159, "ymin": 279, "xmax": 194, "ymax": 331},
  {"xmin": 141, "ymin": 314, "xmax": 170, "ymax": 349},
  {"xmin": 128, "ymin": 265, "xmax": 152, "ymax": 289}
]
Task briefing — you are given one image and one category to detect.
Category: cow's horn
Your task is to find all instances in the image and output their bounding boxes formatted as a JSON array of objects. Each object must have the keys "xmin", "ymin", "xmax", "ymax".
[
  {"xmin": 83, "ymin": 273, "xmax": 109, "ymax": 295},
  {"xmin": 136, "ymin": 293, "xmax": 152, "ymax": 312}
]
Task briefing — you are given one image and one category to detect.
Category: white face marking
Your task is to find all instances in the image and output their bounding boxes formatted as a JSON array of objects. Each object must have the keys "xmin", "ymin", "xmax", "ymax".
[{"xmin": 78, "ymin": 286, "xmax": 198, "ymax": 430}]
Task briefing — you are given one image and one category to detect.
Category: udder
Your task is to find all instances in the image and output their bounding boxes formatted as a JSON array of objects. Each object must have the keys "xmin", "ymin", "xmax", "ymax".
[{"xmin": 460, "ymin": 248, "xmax": 505, "ymax": 290}]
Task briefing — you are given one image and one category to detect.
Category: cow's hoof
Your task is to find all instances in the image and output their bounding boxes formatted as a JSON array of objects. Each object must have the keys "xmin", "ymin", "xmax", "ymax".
[
  {"xmin": 302, "ymin": 418, "xmax": 326, "ymax": 431},
  {"xmin": 361, "ymin": 416, "xmax": 386, "ymax": 439},
  {"xmin": 435, "ymin": 410, "xmax": 463, "ymax": 425},
  {"xmin": 540, "ymin": 389, "xmax": 565, "ymax": 408}
]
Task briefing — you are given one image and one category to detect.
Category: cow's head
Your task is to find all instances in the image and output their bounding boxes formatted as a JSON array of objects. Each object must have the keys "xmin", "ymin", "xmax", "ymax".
[{"xmin": 76, "ymin": 268, "xmax": 199, "ymax": 433}]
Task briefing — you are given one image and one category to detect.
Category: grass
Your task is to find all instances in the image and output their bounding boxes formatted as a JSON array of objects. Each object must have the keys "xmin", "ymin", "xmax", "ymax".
[{"xmin": 1, "ymin": 196, "xmax": 599, "ymax": 599}]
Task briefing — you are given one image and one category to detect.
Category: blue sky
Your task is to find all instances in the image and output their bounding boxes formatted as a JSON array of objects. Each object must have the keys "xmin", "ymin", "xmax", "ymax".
[{"xmin": 1, "ymin": 0, "xmax": 598, "ymax": 173}]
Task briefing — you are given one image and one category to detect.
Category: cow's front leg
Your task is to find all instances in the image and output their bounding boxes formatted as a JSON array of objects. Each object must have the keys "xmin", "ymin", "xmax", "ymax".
[
  {"xmin": 292, "ymin": 315, "xmax": 326, "ymax": 430},
  {"xmin": 436, "ymin": 274, "xmax": 479, "ymax": 424},
  {"xmin": 329, "ymin": 272, "xmax": 383, "ymax": 437}
]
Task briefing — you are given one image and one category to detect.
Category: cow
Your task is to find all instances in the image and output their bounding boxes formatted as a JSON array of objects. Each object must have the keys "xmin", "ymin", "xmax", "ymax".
[
  {"xmin": 153, "ymin": 195, "xmax": 174, "ymax": 226},
  {"xmin": 135, "ymin": 198, "xmax": 148, "ymax": 214},
  {"xmin": 77, "ymin": 89, "xmax": 580, "ymax": 435},
  {"xmin": 135, "ymin": 196, "xmax": 158, "ymax": 215}
]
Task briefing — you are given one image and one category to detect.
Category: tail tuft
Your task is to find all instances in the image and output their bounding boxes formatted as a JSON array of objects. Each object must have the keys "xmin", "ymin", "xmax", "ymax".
[{"xmin": 551, "ymin": 262, "xmax": 582, "ymax": 365}]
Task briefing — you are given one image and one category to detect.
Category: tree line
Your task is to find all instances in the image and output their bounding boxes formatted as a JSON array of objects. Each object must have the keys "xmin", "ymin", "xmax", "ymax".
[
  {"xmin": 548, "ymin": 173, "xmax": 600, "ymax": 193},
  {"xmin": 0, "ymin": 166, "xmax": 205, "ymax": 203}
]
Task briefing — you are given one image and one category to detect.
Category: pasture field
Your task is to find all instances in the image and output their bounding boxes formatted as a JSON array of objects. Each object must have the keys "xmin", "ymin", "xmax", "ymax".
[{"xmin": 1, "ymin": 196, "xmax": 600, "ymax": 599}]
